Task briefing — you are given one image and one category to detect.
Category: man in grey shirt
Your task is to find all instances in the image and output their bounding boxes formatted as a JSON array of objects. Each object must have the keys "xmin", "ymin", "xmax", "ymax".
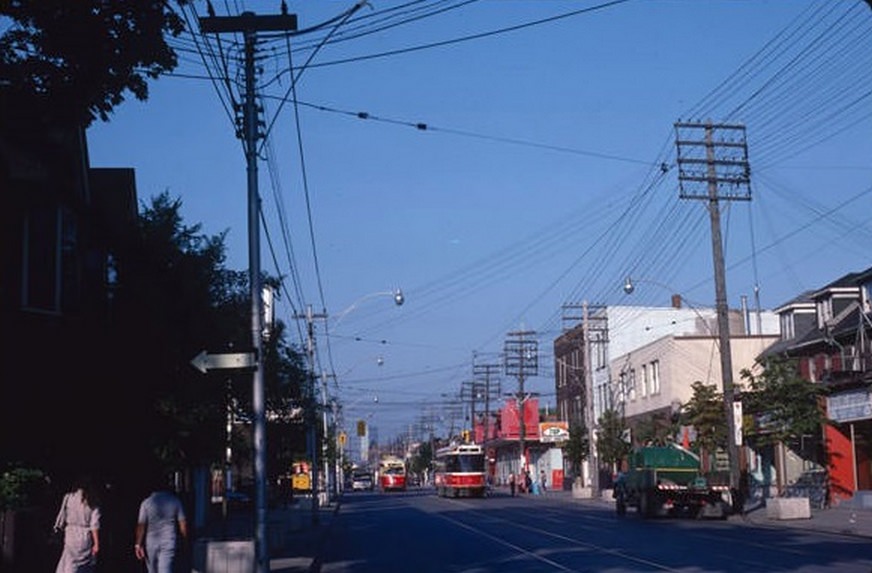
[{"xmin": 134, "ymin": 484, "xmax": 188, "ymax": 573}]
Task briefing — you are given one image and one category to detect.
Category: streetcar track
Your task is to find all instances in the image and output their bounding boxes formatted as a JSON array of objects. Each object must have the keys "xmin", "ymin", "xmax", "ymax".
[
  {"xmin": 421, "ymin": 494, "xmax": 838, "ymax": 570},
  {"xmin": 429, "ymin": 496, "xmax": 681, "ymax": 571}
]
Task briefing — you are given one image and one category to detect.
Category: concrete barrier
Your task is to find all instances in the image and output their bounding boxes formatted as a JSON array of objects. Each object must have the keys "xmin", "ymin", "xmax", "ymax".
[
  {"xmin": 572, "ymin": 482, "xmax": 593, "ymax": 499},
  {"xmin": 850, "ymin": 490, "xmax": 872, "ymax": 509},
  {"xmin": 766, "ymin": 497, "xmax": 811, "ymax": 520},
  {"xmin": 192, "ymin": 539, "xmax": 254, "ymax": 573}
]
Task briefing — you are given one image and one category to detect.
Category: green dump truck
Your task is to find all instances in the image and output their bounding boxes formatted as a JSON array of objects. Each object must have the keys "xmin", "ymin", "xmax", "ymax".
[{"xmin": 613, "ymin": 444, "xmax": 733, "ymax": 519}]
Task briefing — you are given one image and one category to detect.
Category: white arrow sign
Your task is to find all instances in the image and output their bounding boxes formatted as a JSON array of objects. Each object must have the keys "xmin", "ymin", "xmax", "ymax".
[{"xmin": 190, "ymin": 350, "xmax": 256, "ymax": 374}]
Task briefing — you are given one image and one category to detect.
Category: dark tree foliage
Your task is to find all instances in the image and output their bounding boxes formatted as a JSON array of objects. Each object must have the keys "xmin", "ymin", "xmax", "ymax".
[
  {"xmin": 680, "ymin": 381, "xmax": 727, "ymax": 469},
  {"xmin": 262, "ymin": 320, "xmax": 309, "ymax": 481},
  {"xmin": 634, "ymin": 410, "xmax": 679, "ymax": 447},
  {"xmin": 596, "ymin": 409, "xmax": 630, "ymax": 471},
  {"xmin": 739, "ymin": 356, "xmax": 828, "ymax": 454},
  {"xmin": 0, "ymin": 0, "xmax": 186, "ymax": 126},
  {"xmin": 563, "ymin": 421, "xmax": 589, "ymax": 478},
  {"xmin": 409, "ymin": 441, "xmax": 433, "ymax": 477},
  {"xmin": 113, "ymin": 191, "xmax": 239, "ymax": 473},
  {"xmin": 110, "ymin": 192, "xmax": 307, "ymax": 484}
]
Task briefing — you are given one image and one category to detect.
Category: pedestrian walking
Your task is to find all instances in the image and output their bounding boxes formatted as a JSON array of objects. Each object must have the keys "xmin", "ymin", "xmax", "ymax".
[
  {"xmin": 509, "ymin": 473, "xmax": 516, "ymax": 496},
  {"xmin": 54, "ymin": 475, "xmax": 101, "ymax": 573},
  {"xmin": 524, "ymin": 470, "xmax": 533, "ymax": 494},
  {"xmin": 134, "ymin": 476, "xmax": 188, "ymax": 573},
  {"xmin": 540, "ymin": 470, "xmax": 547, "ymax": 493}
]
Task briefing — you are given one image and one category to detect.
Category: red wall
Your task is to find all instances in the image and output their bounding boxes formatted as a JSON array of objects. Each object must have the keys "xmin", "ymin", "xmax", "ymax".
[
  {"xmin": 499, "ymin": 397, "xmax": 540, "ymax": 439},
  {"xmin": 826, "ymin": 424, "xmax": 856, "ymax": 503}
]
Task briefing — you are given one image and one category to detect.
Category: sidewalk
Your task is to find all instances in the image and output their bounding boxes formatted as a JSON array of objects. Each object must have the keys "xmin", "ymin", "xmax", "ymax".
[
  {"xmin": 191, "ymin": 497, "xmax": 339, "ymax": 573},
  {"xmin": 740, "ymin": 496, "xmax": 872, "ymax": 538}
]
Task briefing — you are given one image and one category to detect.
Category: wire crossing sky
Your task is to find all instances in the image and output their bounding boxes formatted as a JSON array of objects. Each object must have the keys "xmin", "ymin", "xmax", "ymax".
[{"xmin": 88, "ymin": 0, "xmax": 872, "ymax": 440}]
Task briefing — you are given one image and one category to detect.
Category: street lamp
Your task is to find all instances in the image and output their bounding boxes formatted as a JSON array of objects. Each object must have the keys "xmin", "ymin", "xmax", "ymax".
[
  {"xmin": 622, "ymin": 275, "xmax": 740, "ymax": 492},
  {"xmin": 296, "ymin": 287, "xmax": 405, "ymax": 524},
  {"xmin": 332, "ymin": 288, "xmax": 404, "ymax": 327}
]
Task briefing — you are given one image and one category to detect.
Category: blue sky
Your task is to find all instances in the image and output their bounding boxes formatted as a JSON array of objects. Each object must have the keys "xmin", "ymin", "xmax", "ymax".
[{"xmin": 86, "ymin": 0, "xmax": 872, "ymax": 442}]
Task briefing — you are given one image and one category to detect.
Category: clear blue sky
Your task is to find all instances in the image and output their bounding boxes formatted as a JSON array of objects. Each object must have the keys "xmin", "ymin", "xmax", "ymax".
[{"xmin": 87, "ymin": 0, "xmax": 872, "ymax": 442}]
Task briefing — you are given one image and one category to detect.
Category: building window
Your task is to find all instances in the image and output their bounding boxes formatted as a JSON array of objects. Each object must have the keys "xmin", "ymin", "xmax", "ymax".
[
  {"xmin": 22, "ymin": 204, "xmax": 79, "ymax": 314},
  {"xmin": 628, "ymin": 369, "xmax": 636, "ymax": 402},
  {"xmin": 641, "ymin": 364, "xmax": 649, "ymax": 398},
  {"xmin": 780, "ymin": 313, "xmax": 794, "ymax": 340},
  {"xmin": 817, "ymin": 298, "xmax": 833, "ymax": 329},
  {"xmin": 651, "ymin": 360, "xmax": 661, "ymax": 395}
]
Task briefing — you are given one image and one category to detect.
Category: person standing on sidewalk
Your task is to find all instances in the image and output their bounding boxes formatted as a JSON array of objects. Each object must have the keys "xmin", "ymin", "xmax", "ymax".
[
  {"xmin": 509, "ymin": 473, "xmax": 516, "ymax": 496},
  {"xmin": 134, "ymin": 476, "xmax": 188, "ymax": 573}
]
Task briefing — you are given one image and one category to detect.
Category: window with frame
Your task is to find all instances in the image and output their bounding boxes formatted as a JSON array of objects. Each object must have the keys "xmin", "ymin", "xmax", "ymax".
[
  {"xmin": 780, "ymin": 313, "xmax": 794, "ymax": 340},
  {"xmin": 651, "ymin": 360, "xmax": 661, "ymax": 395},
  {"xmin": 816, "ymin": 298, "xmax": 833, "ymax": 329},
  {"xmin": 22, "ymin": 204, "xmax": 79, "ymax": 314},
  {"xmin": 641, "ymin": 364, "xmax": 649, "ymax": 398}
]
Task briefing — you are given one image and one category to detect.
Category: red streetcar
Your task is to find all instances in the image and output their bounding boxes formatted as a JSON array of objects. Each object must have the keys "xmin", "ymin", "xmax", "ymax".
[
  {"xmin": 433, "ymin": 443, "xmax": 487, "ymax": 498},
  {"xmin": 378, "ymin": 455, "xmax": 407, "ymax": 492}
]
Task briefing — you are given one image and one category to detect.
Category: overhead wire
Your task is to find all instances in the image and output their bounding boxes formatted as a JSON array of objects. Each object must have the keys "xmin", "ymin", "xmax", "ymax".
[{"xmin": 171, "ymin": 0, "xmax": 872, "ymax": 431}]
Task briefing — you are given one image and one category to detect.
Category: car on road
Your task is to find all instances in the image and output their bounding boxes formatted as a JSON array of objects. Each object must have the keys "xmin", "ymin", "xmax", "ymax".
[{"xmin": 351, "ymin": 470, "xmax": 373, "ymax": 492}]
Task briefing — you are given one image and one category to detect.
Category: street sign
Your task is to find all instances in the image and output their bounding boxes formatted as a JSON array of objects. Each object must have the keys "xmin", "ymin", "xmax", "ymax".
[{"xmin": 190, "ymin": 350, "xmax": 256, "ymax": 374}]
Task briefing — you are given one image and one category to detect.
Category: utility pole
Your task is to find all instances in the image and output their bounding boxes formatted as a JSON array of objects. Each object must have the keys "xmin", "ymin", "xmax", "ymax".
[
  {"xmin": 461, "ymin": 380, "xmax": 487, "ymax": 442},
  {"xmin": 583, "ymin": 302, "xmax": 596, "ymax": 492},
  {"xmin": 294, "ymin": 305, "xmax": 327, "ymax": 526},
  {"xmin": 675, "ymin": 121, "xmax": 751, "ymax": 492},
  {"xmin": 562, "ymin": 302, "xmax": 607, "ymax": 492},
  {"xmin": 198, "ymin": 10, "xmax": 297, "ymax": 573},
  {"xmin": 473, "ymin": 361, "xmax": 501, "ymax": 444},
  {"xmin": 504, "ymin": 330, "xmax": 538, "ymax": 475}
]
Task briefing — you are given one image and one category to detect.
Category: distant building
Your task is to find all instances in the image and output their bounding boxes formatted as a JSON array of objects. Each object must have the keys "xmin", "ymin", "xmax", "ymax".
[{"xmin": 554, "ymin": 296, "xmax": 779, "ymax": 483}]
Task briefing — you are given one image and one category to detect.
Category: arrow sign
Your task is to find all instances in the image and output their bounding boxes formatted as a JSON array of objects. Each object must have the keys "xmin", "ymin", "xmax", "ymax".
[{"xmin": 190, "ymin": 350, "xmax": 256, "ymax": 374}]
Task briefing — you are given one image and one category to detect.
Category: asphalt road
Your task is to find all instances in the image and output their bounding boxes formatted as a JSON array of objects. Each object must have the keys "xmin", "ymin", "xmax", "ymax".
[{"xmin": 315, "ymin": 488, "xmax": 872, "ymax": 573}]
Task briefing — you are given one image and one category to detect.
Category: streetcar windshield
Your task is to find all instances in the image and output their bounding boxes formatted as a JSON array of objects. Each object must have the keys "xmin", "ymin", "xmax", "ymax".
[{"xmin": 444, "ymin": 454, "xmax": 484, "ymax": 473}]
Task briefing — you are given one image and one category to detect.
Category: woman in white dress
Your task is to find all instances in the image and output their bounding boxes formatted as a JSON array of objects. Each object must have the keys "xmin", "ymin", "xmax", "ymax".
[{"xmin": 54, "ymin": 476, "xmax": 101, "ymax": 573}]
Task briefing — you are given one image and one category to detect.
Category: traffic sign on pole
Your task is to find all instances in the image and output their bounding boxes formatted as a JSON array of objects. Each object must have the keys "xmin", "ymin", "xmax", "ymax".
[{"xmin": 189, "ymin": 350, "xmax": 256, "ymax": 374}]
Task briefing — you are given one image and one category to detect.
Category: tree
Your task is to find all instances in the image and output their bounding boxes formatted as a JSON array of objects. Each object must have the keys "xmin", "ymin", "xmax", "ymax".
[
  {"xmin": 597, "ymin": 409, "xmax": 630, "ymax": 475},
  {"xmin": 562, "ymin": 422, "xmax": 589, "ymax": 480},
  {"xmin": 633, "ymin": 410, "xmax": 679, "ymax": 447},
  {"xmin": 0, "ymin": 0, "xmax": 186, "ymax": 127},
  {"xmin": 112, "ymin": 191, "xmax": 307, "ymax": 483},
  {"xmin": 681, "ymin": 381, "xmax": 727, "ymax": 472},
  {"xmin": 740, "ymin": 356, "xmax": 829, "ymax": 494}
]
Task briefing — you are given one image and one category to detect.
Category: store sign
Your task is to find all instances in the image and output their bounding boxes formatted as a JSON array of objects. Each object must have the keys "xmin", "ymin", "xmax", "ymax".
[
  {"xmin": 828, "ymin": 389, "xmax": 872, "ymax": 423},
  {"xmin": 539, "ymin": 421, "xmax": 570, "ymax": 443}
]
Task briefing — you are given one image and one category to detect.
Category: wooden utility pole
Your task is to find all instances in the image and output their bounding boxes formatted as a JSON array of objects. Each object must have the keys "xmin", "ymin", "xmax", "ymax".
[
  {"xmin": 473, "ymin": 361, "xmax": 501, "ymax": 444},
  {"xmin": 504, "ymin": 330, "xmax": 538, "ymax": 475},
  {"xmin": 675, "ymin": 121, "xmax": 751, "ymax": 492},
  {"xmin": 562, "ymin": 302, "xmax": 607, "ymax": 491},
  {"xmin": 198, "ymin": 11, "xmax": 298, "ymax": 573}
]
